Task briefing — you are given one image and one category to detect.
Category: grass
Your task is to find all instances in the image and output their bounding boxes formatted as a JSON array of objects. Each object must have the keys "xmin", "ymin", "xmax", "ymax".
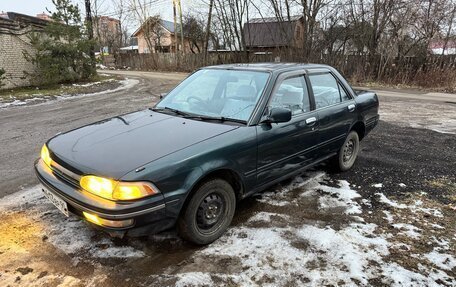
[
  {"xmin": 0, "ymin": 74, "xmax": 118, "ymax": 103},
  {"xmin": 427, "ymin": 178, "xmax": 456, "ymax": 202},
  {"xmin": 351, "ymin": 79, "xmax": 456, "ymax": 94}
]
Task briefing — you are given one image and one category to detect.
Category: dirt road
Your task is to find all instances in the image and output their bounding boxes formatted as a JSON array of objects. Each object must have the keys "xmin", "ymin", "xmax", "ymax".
[{"xmin": 0, "ymin": 70, "xmax": 455, "ymax": 286}]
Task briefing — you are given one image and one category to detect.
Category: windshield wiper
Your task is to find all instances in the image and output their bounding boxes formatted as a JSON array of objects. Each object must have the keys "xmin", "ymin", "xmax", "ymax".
[
  {"xmin": 150, "ymin": 107, "xmax": 190, "ymax": 117},
  {"xmin": 184, "ymin": 115, "xmax": 246, "ymax": 124}
]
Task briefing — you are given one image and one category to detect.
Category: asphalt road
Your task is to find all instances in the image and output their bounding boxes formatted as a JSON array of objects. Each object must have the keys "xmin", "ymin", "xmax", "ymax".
[{"xmin": 0, "ymin": 69, "xmax": 455, "ymax": 198}]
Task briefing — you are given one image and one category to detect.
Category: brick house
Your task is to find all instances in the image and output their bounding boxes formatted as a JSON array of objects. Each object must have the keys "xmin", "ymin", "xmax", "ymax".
[
  {"xmin": 132, "ymin": 18, "xmax": 195, "ymax": 54},
  {"xmin": 93, "ymin": 16, "xmax": 122, "ymax": 54},
  {"xmin": 0, "ymin": 12, "xmax": 48, "ymax": 89},
  {"xmin": 243, "ymin": 16, "xmax": 304, "ymax": 53}
]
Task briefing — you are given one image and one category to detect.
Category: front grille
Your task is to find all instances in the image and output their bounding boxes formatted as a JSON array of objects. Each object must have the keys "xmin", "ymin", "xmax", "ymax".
[{"xmin": 50, "ymin": 162, "xmax": 81, "ymax": 188}]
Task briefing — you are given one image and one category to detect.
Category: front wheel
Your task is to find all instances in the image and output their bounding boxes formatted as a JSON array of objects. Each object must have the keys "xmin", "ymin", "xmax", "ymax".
[
  {"xmin": 177, "ymin": 179, "xmax": 236, "ymax": 245},
  {"xmin": 331, "ymin": 131, "xmax": 360, "ymax": 172}
]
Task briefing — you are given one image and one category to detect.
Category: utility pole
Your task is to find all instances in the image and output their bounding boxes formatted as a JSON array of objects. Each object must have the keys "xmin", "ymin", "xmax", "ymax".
[
  {"xmin": 204, "ymin": 0, "xmax": 214, "ymax": 64},
  {"xmin": 172, "ymin": 0, "xmax": 178, "ymax": 53},
  {"xmin": 84, "ymin": 0, "xmax": 96, "ymax": 67},
  {"xmin": 177, "ymin": 0, "xmax": 184, "ymax": 53}
]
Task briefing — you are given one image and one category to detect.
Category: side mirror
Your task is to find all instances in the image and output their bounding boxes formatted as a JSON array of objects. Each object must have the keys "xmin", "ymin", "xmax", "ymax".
[
  {"xmin": 159, "ymin": 92, "xmax": 167, "ymax": 99},
  {"xmin": 263, "ymin": 107, "xmax": 292, "ymax": 124}
]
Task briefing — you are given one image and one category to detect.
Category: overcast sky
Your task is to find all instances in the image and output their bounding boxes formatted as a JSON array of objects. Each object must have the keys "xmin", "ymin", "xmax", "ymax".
[
  {"xmin": 0, "ymin": 0, "xmax": 203, "ymax": 20},
  {"xmin": 0, "ymin": 0, "xmax": 208, "ymax": 35},
  {"xmin": 0, "ymin": 0, "xmax": 56, "ymax": 16}
]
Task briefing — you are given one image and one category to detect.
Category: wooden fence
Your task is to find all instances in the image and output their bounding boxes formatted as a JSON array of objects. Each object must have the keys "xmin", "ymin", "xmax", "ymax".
[{"xmin": 111, "ymin": 51, "xmax": 456, "ymax": 90}]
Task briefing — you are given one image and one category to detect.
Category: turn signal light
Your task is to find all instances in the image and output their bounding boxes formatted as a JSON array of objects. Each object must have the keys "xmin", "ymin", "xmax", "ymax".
[{"xmin": 83, "ymin": 211, "xmax": 134, "ymax": 228}]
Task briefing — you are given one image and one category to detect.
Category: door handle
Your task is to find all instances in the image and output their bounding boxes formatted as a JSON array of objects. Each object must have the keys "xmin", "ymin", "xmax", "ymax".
[
  {"xmin": 305, "ymin": 117, "xmax": 317, "ymax": 125},
  {"xmin": 347, "ymin": 104, "xmax": 356, "ymax": 112}
]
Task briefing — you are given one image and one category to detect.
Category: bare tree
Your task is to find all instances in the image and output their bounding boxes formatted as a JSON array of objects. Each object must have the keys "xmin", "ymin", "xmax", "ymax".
[
  {"xmin": 128, "ymin": 0, "xmax": 155, "ymax": 53},
  {"xmin": 212, "ymin": 0, "xmax": 250, "ymax": 51},
  {"xmin": 183, "ymin": 13, "xmax": 205, "ymax": 53}
]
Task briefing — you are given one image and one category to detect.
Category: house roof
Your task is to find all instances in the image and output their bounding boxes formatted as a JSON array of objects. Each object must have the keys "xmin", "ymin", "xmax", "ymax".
[
  {"xmin": 0, "ymin": 12, "xmax": 48, "ymax": 31},
  {"xmin": 244, "ymin": 16, "xmax": 302, "ymax": 48},
  {"xmin": 132, "ymin": 18, "xmax": 181, "ymax": 37},
  {"xmin": 6, "ymin": 12, "xmax": 49, "ymax": 27}
]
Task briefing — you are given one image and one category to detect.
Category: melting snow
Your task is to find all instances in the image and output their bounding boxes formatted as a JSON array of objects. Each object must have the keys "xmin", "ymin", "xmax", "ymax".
[
  {"xmin": 0, "ymin": 173, "xmax": 454, "ymax": 286},
  {"xmin": 0, "ymin": 78, "xmax": 138, "ymax": 109},
  {"xmin": 392, "ymin": 223, "xmax": 421, "ymax": 239},
  {"xmin": 424, "ymin": 251, "xmax": 456, "ymax": 271},
  {"xmin": 0, "ymin": 186, "xmax": 145, "ymax": 259}
]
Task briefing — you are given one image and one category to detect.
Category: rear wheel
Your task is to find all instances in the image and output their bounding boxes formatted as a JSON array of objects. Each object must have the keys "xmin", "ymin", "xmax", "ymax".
[
  {"xmin": 178, "ymin": 179, "xmax": 236, "ymax": 245},
  {"xmin": 331, "ymin": 131, "xmax": 360, "ymax": 172}
]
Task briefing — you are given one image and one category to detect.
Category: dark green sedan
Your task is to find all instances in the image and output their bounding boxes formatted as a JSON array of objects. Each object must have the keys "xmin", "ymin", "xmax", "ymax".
[{"xmin": 35, "ymin": 63, "xmax": 379, "ymax": 244}]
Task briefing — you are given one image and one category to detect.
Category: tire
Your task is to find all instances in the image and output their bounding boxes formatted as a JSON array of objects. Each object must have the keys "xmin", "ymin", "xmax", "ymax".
[
  {"xmin": 177, "ymin": 178, "xmax": 236, "ymax": 245},
  {"xmin": 331, "ymin": 131, "xmax": 360, "ymax": 172}
]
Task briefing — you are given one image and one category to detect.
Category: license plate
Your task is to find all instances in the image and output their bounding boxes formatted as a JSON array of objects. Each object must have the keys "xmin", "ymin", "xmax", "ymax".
[{"xmin": 42, "ymin": 187, "xmax": 69, "ymax": 217}]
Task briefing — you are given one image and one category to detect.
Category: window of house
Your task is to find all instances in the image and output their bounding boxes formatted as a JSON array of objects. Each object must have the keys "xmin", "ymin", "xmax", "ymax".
[
  {"xmin": 309, "ymin": 73, "xmax": 350, "ymax": 109},
  {"xmin": 269, "ymin": 75, "xmax": 310, "ymax": 115}
]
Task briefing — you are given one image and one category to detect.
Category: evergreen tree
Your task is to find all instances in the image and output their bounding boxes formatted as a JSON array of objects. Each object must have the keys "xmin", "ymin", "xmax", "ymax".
[{"xmin": 25, "ymin": 0, "xmax": 96, "ymax": 85}]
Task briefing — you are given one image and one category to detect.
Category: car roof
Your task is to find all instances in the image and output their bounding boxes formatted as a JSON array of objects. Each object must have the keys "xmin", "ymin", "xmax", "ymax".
[{"xmin": 204, "ymin": 62, "xmax": 332, "ymax": 73}]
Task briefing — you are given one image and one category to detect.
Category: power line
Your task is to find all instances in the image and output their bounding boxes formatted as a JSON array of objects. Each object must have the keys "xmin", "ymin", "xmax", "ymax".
[{"xmin": 100, "ymin": 0, "xmax": 170, "ymax": 18}]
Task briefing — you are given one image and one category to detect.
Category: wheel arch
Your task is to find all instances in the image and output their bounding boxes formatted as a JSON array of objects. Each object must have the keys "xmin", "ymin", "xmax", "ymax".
[
  {"xmin": 178, "ymin": 168, "xmax": 245, "ymax": 216},
  {"xmin": 350, "ymin": 121, "xmax": 366, "ymax": 140}
]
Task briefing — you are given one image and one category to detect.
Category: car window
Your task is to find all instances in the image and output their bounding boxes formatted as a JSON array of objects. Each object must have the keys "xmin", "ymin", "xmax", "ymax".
[
  {"xmin": 156, "ymin": 69, "xmax": 270, "ymax": 122},
  {"xmin": 269, "ymin": 75, "xmax": 310, "ymax": 115},
  {"xmin": 309, "ymin": 73, "xmax": 348, "ymax": 109},
  {"xmin": 225, "ymin": 73, "xmax": 264, "ymax": 101},
  {"xmin": 171, "ymin": 72, "xmax": 219, "ymax": 101}
]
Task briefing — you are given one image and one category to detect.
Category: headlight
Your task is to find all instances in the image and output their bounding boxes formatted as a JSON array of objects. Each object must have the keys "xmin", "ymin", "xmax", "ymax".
[
  {"xmin": 40, "ymin": 144, "xmax": 52, "ymax": 167},
  {"xmin": 80, "ymin": 175, "xmax": 157, "ymax": 201}
]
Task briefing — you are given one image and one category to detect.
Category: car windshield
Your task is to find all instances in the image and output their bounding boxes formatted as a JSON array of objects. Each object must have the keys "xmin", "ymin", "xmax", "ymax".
[{"xmin": 155, "ymin": 69, "xmax": 270, "ymax": 122}]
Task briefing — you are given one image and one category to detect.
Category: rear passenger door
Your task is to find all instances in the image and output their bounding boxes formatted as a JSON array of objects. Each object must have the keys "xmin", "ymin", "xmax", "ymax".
[{"xmin": 308, "ymin": 71, "xmax": 356, "ymax": 156}]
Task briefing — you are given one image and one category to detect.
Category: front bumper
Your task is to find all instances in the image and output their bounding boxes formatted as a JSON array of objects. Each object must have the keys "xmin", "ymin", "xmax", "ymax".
[{"xmin": 34, "ymin": 159, "xmax": 176, "ymax": 236}]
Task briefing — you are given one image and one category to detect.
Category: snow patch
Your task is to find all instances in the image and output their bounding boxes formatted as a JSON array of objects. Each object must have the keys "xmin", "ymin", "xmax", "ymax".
[
  {"xmin": 175, "ymin": 272, "xmax": 214, "ymax": 287},
  {"xmin": 0, "ymin": 78, "xmax": 138, "ymax": 109},
  {"xmin": 317, "ymin": 180, "xmax": 362, "ymax": 214},
  {"xmin": 392, "ymin": 223, "xmax": 421, "ymax": 239},
  {"xmin": 248, "ymin": 212, "xmax": 289, "ymax": 223},
  {"xmin": 0, "ymin": 185, "xmax": 146, "ymax": 259},
  {"xmin": 57, "ymin": 78, "xmax": 139, "ymax": 100},
  {"xmin": 424, "ymin": 251, "xmax": 456, "ymax": 271},
  {"xmin": 376, "ymin": 193, "xmax": 408, "ymax": 209},
  {"xmin": 382, "ymin": 210, "xmax": 394, "ymax": 223}
]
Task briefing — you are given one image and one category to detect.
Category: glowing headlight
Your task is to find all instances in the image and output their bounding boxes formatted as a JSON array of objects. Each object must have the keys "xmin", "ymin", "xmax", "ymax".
[
  {"xmin": 80, "ymin": 175, "xmax": 157, "ymax": 201},
  {"xmin": 40, "ymin": 144, "xmax": 52, "ymax": 167}
]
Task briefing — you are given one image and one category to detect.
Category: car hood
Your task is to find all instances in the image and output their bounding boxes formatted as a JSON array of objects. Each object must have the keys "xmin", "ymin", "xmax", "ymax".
[{"xmin": 48, "ymin": 109, "xmax": 239, "ymax": 179}]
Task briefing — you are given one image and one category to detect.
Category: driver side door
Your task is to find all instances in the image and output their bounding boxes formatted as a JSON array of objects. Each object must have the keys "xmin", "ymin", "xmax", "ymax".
[{"xmin": 256, "ymin": 72, "xmax": 319, "ymax": 185}]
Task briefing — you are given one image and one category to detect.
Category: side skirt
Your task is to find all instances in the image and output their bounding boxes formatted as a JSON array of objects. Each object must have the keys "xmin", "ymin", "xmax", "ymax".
[{"xmin": 241, "ymin": 152, "xmax": 337, "ymax": 199}]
